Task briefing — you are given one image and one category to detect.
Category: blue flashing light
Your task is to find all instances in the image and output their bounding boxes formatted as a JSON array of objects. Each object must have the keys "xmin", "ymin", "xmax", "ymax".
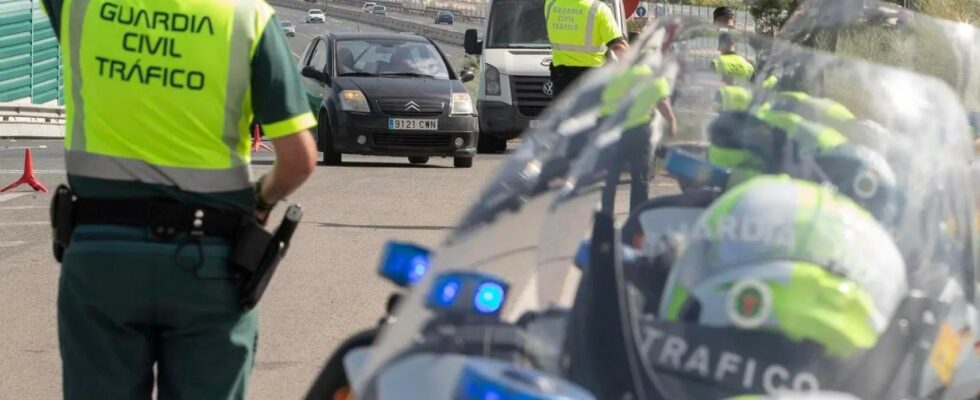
[
  {"xmin": 574, "ymin": 239, "xmax": 590, "ymax": 270},
  {"xmin": 455, "ymin": 359, "xmax": 596, "ymax": 400},
  {"xmin": 473, "ymin": 282, "xmax": 505, "ymax": 314},
  {"xmin": 378, "ymin": 241, "xmax": 432, "ymax": 287},
  {"xmin": 438, "ymin": 279, "xmax": 462, "ymax": 306}
]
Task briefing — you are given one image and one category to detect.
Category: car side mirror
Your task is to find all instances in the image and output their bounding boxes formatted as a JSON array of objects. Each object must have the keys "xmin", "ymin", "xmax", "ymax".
[
  {"xmin": 464, "ymin": 29, "xmax": 482, "ymax": 55},
  {"xmin": 460, "ymin": 68, "xmax": 476, "ymax": 83},
  {"xmin": 301, "ymin": 65, "xmax": 330, "ymax": 85}
]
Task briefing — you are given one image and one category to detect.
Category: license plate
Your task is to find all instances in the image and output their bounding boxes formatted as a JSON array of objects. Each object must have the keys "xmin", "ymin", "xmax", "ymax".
[
  {"xmin": 388, "ymin": 118, "xmax": 438, "ymax": 131},
  {"xmin": 529, "ymin": 119, "xmax": 544, "ymax": 129}
]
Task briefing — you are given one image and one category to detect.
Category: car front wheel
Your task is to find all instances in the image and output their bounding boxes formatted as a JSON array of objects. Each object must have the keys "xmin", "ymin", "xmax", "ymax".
[
  {"xmin": 316, "ymin": 111, "xmax": 342, "ymax": 166},
  {"xmin": 454, "ymin": 157, "xmax": 473, "ymax": 168},
  {"xmin": 408, "ymin": 156, "xmax": 429, "ymax": 165}
]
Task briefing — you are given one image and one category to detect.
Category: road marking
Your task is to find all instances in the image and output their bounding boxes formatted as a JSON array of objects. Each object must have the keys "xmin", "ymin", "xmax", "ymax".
[
  {"xmin": 0, "ymin": 221, "xmax": 47, "ymax": 227},
  {"xmin": 0, "ymin": 170, "xmax": 64, "ymax": 174},
  {"xmin": 0, "ymin": 241, "xmax": 26, "ymax": 248},
  {"xmin": 0, "ymin": 193, "xmax": 30, "ymax": 203},
  {"xmin": 0, "ymin": 206, "xmax": 46, "ymax": 210}
]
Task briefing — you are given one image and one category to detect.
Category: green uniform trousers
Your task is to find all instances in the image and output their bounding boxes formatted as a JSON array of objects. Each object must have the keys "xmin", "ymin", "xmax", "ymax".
[{"xmin": 57, "ymin": 224, "xmax": 258, "ymax": 400}]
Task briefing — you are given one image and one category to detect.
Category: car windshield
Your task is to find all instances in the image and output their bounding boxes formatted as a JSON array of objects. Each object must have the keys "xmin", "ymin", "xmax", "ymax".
[
  {"xmin": 350, "ymin": 14, "xmax": 978, "ymax": 400},
  {"xmin": 486, "ymin": 0, "xmax": 615, "ymax": 48},
  {"xmin": 336, "ymin": 39, "xmax": 450, "ymax": 79},
  {"xmin": 281, "ymin": 21, "xmax": 293, "ymax": 27},
  {"xmin": 309, "ymin": 10, "xmax": 322, "ymax": 14},
  {"xmin": 374, "ymin": 6, "xmax": 384, "ymax": 11},
  {"xmin": 439, "ymin": 11, "xmax": 451, "ymax": 16}
]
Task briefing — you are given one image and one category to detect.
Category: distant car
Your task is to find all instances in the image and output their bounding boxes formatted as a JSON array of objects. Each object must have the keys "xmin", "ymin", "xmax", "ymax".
[
  {"xmin": 435, "ymin": 10, "xmax": 454, "ymax": 25},
  {"xmin": 362, "ymin": 2, "xmax": 377, "ymax": 12},
  {"xmin": 372, "ymin": 5, "xmax": 386, "ymax": 16},
  {"xmin": 298, "ymin": 32, "xmax": 479, "ymax": 168},
  {"xmin": 306, "ymin": 9, "xmax": 326, "ymax": 23},
  {"xmin": 281, "ymin": 20, "xmax": 296, "ymax": 37}
]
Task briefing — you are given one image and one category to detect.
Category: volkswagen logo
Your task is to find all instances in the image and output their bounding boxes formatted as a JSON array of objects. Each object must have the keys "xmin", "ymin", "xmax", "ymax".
[
  {"xmin": 404, "ymin": 101, "xmax": 422, "ymax": 112},
  {"xmin": 540, "ymin": 57, "xmax": 552, "ymax": 67},
  {"xmin": 542, "ymin": 81, "xmax": 554, "ymax": 97}
]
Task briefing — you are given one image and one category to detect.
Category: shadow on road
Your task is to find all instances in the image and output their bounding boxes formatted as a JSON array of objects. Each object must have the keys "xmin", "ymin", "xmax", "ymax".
[
  {"xmin": 250, "ymin": 160, "xmax": 450, "ymax": 169},
  {"xmin": 309, "ymin": 221, "xmax": 454, "ymax": 231}
]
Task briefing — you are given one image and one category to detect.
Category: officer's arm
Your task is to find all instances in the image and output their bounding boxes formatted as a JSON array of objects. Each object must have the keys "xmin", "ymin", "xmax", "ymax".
[
  {"xmin": 657, "ymin": 99, "xmax": 677, "ymax": 137},
  {"xmin": 597, "ymin": 4, "xmax": 628, "ymax": 59},
  {"xmin": 41, "ymin": 0, "xmax": 63, "ymax": 39},
  {"xmin": 250, "ymin": 13, "xmax": 318, "ymax": 209}
]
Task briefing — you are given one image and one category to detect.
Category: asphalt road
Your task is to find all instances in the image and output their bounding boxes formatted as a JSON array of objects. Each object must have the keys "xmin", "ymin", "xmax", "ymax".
[{"xmin": 0, "ymin": 9, "xmax": 500, "ymax": 399}]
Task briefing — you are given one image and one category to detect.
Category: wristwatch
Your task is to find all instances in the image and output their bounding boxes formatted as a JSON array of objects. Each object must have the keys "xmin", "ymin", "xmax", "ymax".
[{"xmin": 254, "ymin": 176, "xmax": 276, "ymax": 212}]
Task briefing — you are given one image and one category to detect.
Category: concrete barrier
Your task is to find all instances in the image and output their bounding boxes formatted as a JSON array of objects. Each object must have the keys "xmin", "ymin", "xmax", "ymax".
[{"xmin": 269, "ymin": 0, "xmax": 466, "ymax": 46}]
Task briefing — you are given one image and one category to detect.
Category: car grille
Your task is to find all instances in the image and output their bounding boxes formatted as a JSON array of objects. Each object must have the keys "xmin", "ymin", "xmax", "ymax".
[
  {"xmin": 511, "ymin": 76, "xmax": 552, "ymax": 118},
  {"xmin": 374, "ymin": 133, "xmax": 452, "ymax": 147},
  {"xmin": 377, "ymin": 99, "xmax": 445, "ymax": 117}
]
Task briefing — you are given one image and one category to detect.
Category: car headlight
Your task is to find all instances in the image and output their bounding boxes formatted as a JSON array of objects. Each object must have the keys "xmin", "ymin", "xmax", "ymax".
[
  {"xmin": 485, "ymin": 63, "xmax": 501, "ymax": 96},
  {"xmin": 451, "ymin": 93, "xmax": 474, "ymax": 115},
  {"xmin": 340, "ymin": 90, "xmax": 371, "ymax": 113}
]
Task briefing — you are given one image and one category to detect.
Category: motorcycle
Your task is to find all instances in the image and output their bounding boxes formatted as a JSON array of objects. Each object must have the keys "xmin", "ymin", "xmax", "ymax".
[{"xmin": 308, "ymin": 2, "xmax": 980, "ymax": 399}]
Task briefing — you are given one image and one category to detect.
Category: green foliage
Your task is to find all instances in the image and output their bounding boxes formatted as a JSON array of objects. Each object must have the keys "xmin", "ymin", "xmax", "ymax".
[{"xmin": 749, "ymin": 0, "xmax": 801, "ymax": 35}]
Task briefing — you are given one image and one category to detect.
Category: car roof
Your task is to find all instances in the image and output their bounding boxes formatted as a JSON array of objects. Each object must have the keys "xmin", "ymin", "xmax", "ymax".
[{"xmin": 331, "ymin": 32, "xmax": 429, "ymax": 42}]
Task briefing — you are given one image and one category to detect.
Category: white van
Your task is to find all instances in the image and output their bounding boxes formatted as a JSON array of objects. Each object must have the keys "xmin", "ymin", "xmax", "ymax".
[{"xmin": 464, "ymin": 0, "xmax": 628, "ymax": 152}]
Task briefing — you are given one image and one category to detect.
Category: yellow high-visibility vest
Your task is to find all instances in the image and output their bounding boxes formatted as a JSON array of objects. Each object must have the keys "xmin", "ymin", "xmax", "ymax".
[{"xmin": 546, "ymin": 0, "xmax": 622, "ymax": 67}]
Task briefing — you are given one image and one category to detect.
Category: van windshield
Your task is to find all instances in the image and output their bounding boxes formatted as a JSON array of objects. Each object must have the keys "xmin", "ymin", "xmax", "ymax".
[{"xmin": 486, "ymin": 0, "xmax": 616, "ymax": 49}]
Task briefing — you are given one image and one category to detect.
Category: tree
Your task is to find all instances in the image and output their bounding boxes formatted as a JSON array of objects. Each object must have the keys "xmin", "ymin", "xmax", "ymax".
[{"xmin": 749, "ymin": 0, "xmax": 801, "ymax": 35}]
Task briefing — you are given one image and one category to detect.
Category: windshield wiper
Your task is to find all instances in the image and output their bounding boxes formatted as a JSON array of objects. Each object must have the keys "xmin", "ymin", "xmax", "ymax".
[
  {"xmin": 338, "ymin": 72, "xmax": 378, "ymax": 77},
  {"xmin": 380, "ymin": 72, "xmax": 436, "ymax": 78}
]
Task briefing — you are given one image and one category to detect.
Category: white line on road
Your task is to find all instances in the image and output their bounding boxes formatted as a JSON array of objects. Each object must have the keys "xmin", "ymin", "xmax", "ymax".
[
  {"xmin": 0, "ymin": 193, "xmax": 30, "ymax": 203},
  {"xmin": 0, "ymin": 221, "xmax": 47, "ymax": 227},
  {"xmin": 0, "ymin": 241, "xmax": 26, "ymax": 248},
  {"xmin": 0, "ymin": 170, "xmax": 64, "ymax": 174},
  {"xmin": 0, "ymin": 206, "xmax": 46, "ymax": 210}
]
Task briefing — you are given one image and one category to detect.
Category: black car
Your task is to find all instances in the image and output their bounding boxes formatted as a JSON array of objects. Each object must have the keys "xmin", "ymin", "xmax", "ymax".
[
  {"xmin": 435, "ymin": 10, "xmax": 454, "ymax": 25},
  {"xmin": 299, "ymin": 32, "xmax": 478, "ymax": 167}
]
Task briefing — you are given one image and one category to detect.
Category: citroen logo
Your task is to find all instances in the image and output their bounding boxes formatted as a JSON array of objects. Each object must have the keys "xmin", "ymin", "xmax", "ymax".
[
  {"xmin": 541, "ymin": 57, "xmax": 552, "ymax": 67},
  {"xmin": 542, "ymin": 81, "xmax": 554, "ymax": 97},
  {"xmin": 404, "ymin": 101, "xmax": 422, "ymax": 112}
]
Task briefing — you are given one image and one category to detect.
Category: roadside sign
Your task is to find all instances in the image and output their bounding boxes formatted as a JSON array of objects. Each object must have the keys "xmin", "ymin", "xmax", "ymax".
[{"xmin": 635, "ymin": 6, "xmax": 647, "ymax": 17}]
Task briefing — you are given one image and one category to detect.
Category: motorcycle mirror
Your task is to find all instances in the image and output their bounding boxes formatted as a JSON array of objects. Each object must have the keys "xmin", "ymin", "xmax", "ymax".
[{"xmin": 378, "ymin": 241, "xmax": 432, "ymax": 287}]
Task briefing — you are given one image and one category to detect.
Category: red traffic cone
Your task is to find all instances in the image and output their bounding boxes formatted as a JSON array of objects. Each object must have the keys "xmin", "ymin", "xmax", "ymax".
[
  {"xmin": 251, "ymin": 124, "xmax": 273, "ymax": 152},
  {"xmin": 1, "ymin": 149, "xmax": 47, "ymax": 193}
]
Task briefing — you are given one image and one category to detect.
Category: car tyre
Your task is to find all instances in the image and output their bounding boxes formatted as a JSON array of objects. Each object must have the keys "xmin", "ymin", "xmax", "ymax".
[
  {"xmin": 408, "ymin": 156, "xmax": 429, "ymax": 165},
  {"xmin": 316, "ymin": 111, "xmax": 343, "ymax": 166},
  {"xmin": 477, "ymin": 134, "xmax": 507, "ymax": 154},
  {"xmin": 454, "ymin": 157, "xmax": 473, "ymax": 168}
]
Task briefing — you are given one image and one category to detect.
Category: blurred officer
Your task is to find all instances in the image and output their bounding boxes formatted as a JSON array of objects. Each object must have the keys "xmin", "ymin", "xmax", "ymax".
[
  {"xmin": 598, "ymin": 63, "xmax": 677, "ymax": 213},
  {"xmin": 546, "ymin": 0, "xmax": 629, "ymax": 98},
  {"xmin": 42, "ymin": 0, "xmax": 317, "ymax": 398},
  {"xmin": 713, "ymin": 32, "xmax": 755, "ymax": 84},
  {"xmin": 713, "ymin": 6, "xmax": 736, "ymax": 29}
]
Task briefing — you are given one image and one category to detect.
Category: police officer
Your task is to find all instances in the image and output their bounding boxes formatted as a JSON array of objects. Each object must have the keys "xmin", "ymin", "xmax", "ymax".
[
  {"xmin": 41, "ymin": 0, "xmax": 318, "ymax": 398},
  {"xmin": 546, "ymin": 0, "xmax": 629, "ymax": 98},
  {"xmin": 598, "ymin": 62, "xmax": 677, "ymax": 213}
]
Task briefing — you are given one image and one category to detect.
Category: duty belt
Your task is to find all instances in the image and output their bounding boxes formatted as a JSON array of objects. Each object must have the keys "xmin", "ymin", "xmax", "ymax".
[{"xmin": 74, "ymin": 198, "xmax": 243, "ymax": 240}]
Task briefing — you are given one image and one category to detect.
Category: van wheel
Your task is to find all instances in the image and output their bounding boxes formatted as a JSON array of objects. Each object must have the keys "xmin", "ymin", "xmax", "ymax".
[
  {"xmin": 477, "ymin": 135, "xmax": 507, "ymax": 154},
  {"xmin": 454, "ymin": 157, "xmax": 473, "ymax": 168},
  {"xmin": 317, "ymin": 112, "xmax": 342, "ymax": 166},
  {"xmin": 408, "ymin": 156, "xmax": 429, "ymax": 164}
]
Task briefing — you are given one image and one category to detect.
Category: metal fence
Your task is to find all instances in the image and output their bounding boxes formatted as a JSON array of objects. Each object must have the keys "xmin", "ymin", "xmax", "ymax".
[
  {"xmin": 0, "ymin": 0, "xmax": 62, "ymax": 105},
  {"xmin": 648, "ymin": 2, "xmax": 757, "ymax": 32}
]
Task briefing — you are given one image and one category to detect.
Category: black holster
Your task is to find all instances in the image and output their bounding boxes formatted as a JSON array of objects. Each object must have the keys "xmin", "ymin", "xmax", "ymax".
[
  {"xmin": 229, "ymin": 204, "xmax": 303, "ymax": 310},
  {"xmin": 50, "ymin": 185, "xmax": 76, "ymax": 263}
]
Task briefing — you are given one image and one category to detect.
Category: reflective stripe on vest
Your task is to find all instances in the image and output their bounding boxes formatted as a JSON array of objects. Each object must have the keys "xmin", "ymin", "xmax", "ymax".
[
  {"xmin": 546, "ymin": 0, "xmax": 606, "ymax": 67},
  {"xmin": 712, "ymin": 54, "xmax": 754, "ymax": 82},
  {"xmin": 62, "ymin": 0, "xmax": 270, "ymax": 194},
  {"xmin": 717, "ymin": 85, "xmax": 751, "ymax": 112}
]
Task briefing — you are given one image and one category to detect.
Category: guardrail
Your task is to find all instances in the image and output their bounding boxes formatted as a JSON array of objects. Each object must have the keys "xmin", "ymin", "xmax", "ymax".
[
  {"xmin": 270, "ymin": 0, "xmax": 467, "ymax": 46},
  {"xmin": 332, "ymin": 0, "xmax": 485, "ymax": 24},
  {"xmin": 0, "ymin": 104, "xmax": 65, "ymax": 138}
]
